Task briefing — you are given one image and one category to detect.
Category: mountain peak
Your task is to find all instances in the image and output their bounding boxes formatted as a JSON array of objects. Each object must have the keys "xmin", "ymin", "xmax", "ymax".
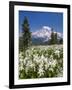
[
  {"xmin": 32, "ymin": 25, "xmax": 63, "ymax": 43},
  {"xmin": 42, "ymin": 26, "xmax": 51, "ymax": 31},
  {"xmin": 32, "ymin": 26, "xmax": 52, "ymax": 39}
]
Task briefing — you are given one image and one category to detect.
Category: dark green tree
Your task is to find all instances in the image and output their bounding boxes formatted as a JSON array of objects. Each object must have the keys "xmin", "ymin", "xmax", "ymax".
[
  {"xmin": 19, "ymin": 36, "xmax": 23, "ymax": 52},
  {"xmin": 50, "ymin": 28, "xmax": 58, "ymax": 45},
  {"xmin": 54, "ymin": 33, "xmax": 58, "ymax": 44},
  {"xmin": 50, "ymin": 28, "xmax": 55, "ymax": 44},
  {"xmin": 22, "ymin": 16, "xmax": 31, "ymax": 51},
  {"xmin": 59, "ymin": 38, "xmax": 63, "ymax": 44}
]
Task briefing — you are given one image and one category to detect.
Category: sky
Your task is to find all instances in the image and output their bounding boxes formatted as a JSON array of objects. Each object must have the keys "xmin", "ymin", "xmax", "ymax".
[{"xmin": 19, "ymin": 11, "xmax": 63, "ymax": 33}]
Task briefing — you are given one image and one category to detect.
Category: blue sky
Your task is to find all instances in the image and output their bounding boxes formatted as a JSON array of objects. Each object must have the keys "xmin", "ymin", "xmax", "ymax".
[{"xmin": 19, "ymin": 11, "xmax": 63, "ymax": 33}]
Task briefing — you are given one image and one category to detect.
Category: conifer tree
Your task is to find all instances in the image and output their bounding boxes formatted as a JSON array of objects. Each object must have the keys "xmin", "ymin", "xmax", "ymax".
[
  {"xmin": 50, "ymin": 28, "xmax": 55, "ymax": 44},
  {"xmin": 22, "ymin": 16, "xmax": 31, "ymax": 51},
  {"xmin": 59, "ymin": 38, "xmax": 63, "ymax": 44},
  {"xmin": 50, "ymin": 28, "xmax": 58, "ymax": 44},
  {"xmin": 54, "ymin": 33, "xmax": 58, "ymax": 44}
]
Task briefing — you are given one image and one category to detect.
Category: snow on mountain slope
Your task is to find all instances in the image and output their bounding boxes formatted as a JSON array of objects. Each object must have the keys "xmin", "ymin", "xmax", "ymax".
[{"xmin": 32, "ymin": 26, "xmax": 63, "ymax": 42}]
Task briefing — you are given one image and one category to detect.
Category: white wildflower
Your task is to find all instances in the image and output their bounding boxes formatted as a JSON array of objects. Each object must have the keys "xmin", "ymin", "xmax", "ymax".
[
  {"xmin": 23, "ymin": 57, "xmax": 29, "ymax": 65},
  {"xmin": 49, "ymin": 67, "xmax": 54, "ymax": 72},
  {"xmin": 19, "ymin": 65, "xmax": 24, "ymax": 71},
  {"xmin": 19, "ymin": 58, "xmax": 23, "ymax": 62},
  {"xmin": 38, "ymin": 67, "xmax": 44, "ymax": 77},
  {"xmin": 54, "ymin": 50, "xmax": 60, "ymax": 57},
  {"xmin": 51, "ymin": 60, "xmax": 57, "ymax": 67},
  {"xmin": 33, "ymin": 54, "xmax": 40, "ymax": 64}
]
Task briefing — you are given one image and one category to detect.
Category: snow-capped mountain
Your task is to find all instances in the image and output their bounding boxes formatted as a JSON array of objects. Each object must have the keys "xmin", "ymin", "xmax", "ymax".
[
  {"xmin": 32, "ymin": 26, "xmax": 52, "ymax": 42},
  {"xmin": 19, "ymin": 26, "xmax": 63, "ymax": 45},
  {"xmin": 32, "ymin": 26, "xmax": 63, "ymax": 44}
]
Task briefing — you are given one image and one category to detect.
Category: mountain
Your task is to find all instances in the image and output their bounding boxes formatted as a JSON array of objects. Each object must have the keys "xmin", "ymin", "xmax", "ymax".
[
  {"xmin": 31, "ymin": 26, "xmax": 63, "ymax": 45},
  {"xmin": 19, "ymin": 26, "xmax": 63, "ymax": 45}
]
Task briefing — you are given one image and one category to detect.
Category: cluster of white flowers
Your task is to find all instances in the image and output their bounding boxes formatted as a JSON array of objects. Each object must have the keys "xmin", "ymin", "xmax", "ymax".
[{"xmin": 19, "ymin": 45, "xmax": 63, "ymax": 79}]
